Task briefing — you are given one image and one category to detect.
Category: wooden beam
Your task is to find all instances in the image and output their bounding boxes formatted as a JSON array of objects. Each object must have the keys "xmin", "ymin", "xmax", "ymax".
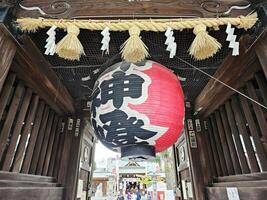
[
  {"xmin": 0, "ymin": 180, "xmax": 58, "ymax": 187},
  {"xmin": 0, "ymin": 187, "xmax": 64, "ymax": 200},
  {"xmin": 215, "ymin": 172, "xmax": 267, "ymax": 182},
  {"xmin": 0, "ymin": 171, "xmax": 56, "ymax": 182},
  {"xmin": 12, "ymin": 35, "xmax": 75, "ymax": 115},
  {"xmin": 194, "ymin": 34, "xmax": 264, "ymax": 117},
  {"xmin": 0, "ymin": 26, "xmax": 16, "ymax": 93},
  {"xmin": 16, "ymin": 0, "xmax": 253, "ymax": 19},
  {"xmin": 206, "ymin": 187, "xmax": 267, "ymax": 200},
  {"xmin": 213, "ymin": 180, "xmax": 267, "ymax": 187}
]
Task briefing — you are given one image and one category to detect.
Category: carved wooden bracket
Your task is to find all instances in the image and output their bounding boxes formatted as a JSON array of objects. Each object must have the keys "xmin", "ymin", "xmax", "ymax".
[{"xmin": 14, "ymin": 0, "xmax": 252, "ymax": 19}]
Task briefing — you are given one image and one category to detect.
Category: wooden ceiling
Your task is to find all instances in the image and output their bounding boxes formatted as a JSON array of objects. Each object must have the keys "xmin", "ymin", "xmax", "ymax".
[{"xmin": 15, "ymin": 0, "xmax": 253, "ymax": 19}]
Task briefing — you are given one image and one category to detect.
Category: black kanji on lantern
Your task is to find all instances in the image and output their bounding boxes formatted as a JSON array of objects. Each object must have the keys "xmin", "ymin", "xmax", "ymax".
[
  {"xmin": 91, "ymin": 87, "xmax": 101, "ymax": 118},
  {"xmin": 100, "ymin": 71, "xmax": 144, "ymax": 108},
  {"xmin": 92, "ymin": 109, "xmax": 157, "ymax": 147}
]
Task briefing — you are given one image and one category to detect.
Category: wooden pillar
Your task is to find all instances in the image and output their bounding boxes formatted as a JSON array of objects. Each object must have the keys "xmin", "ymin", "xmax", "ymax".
[
  {"xmin": 57, "ymin": 117, "xmax": 84, "ymax": 200},
  {"xmin": 184, "ymin": 103, "xmax": 207, "ymax": 200},
  {"xmin": 0, "ymin": 28, "xmax": 16, "ymax": 93}
]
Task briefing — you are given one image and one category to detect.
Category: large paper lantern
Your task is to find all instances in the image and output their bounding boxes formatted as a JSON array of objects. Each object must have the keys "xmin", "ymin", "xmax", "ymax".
[{"xmin": 91, "ymin": 60, "xmax": 184, "ymax": 160}]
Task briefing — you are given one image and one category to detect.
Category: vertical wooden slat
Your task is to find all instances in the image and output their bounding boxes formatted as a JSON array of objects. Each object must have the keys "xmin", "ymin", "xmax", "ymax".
[
  {"xmin": 255, "ymin": 73, "xmax": 267, "ymax": 106},
  {"xmin": 239, "ymin": 91, "xmax": 267, "ymax": 171},
  {"xmin": 52, "ymin": 119, "xmax": 66, "ymax": 177},
  {"xmin": 214, "ymin": 111, "xmax": 234, "ymax": 175},
  {"xmin": 42, "ymin": 116, "xmax": 60, "ymax": 176},
  {"xmin": 0, "ymin": 81, "xmax": 24, "ymax": 163},
  {"xmin": 36, "ymin": 112, "xmax": 55, "ymax": 175},
  {"xmin": 206, "ymin": 119, "xmax": 222, "ymax": 176},
  {"xmin": 219, "ymin": 106, "xmax": 242, "ymax": 174},
  {"xmin": 0, "ymin": 31, "xmax": 16, "ymax": 93},
  {"xmin": 48, "ymin": 118, "xmax": 64, "ymax": 176},
  {"xmin": 231, "ymin": 95, "xmax": 260, "ymax": 172},
  {"xmin": 197, "ymin": 120, "xmax": 213, "ymax": 184},
  {"xmin": 0, "ymin": 73, "xmax": 16, "ymax": 120},
  {"xmin": 57, "ymin": 118, "xmax": 74, "ymax": 184},
  {"xmin": 21, "ymin": 101, "xmax": 45, "ymax": 174},
  {"xmin": 2, "ymin": 88, "xmax": 32, "ymax": 171},
  {"xmin": 246, "ymin": 82, "xmax": 267, "ymax": 141},
  {"xmin": 210, "ymin": 115, "xmax": 228, "ymax": 176},
  {"xmin": 203, "ymin": 120, "xmax": 217, "ymax": 177},
  {"xmin": 29, "ymin": 106, "xmax": 50, "ymax": 174},
  {"xmin": 12, "ymin": 95, "xmax": 39, "ymax": 172},
  {"xmin": 255, "ymin": 38, "xmax": 267, "ymax": 79},
  {"xmin": 225, "ymin": 101, "xmax": 250, "ymax": 174}
]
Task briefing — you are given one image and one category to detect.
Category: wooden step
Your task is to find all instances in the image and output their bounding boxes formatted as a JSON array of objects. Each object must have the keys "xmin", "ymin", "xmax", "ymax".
[
  {"xmin": 213, "ymin": 180, "xmax": 267, "ymax": 187},
  {"xmin": 0, "ymin": 171, "xmax": 56, "ymax": 183},
  {"xmin": 214, "ymin": 172, "xmax": 267, "ymax": 182},
  {"xmin": 206, "ymin": 186, "xmax": 267, "ymax": 200},
  {"xmin": 0, "ymin": 187, "xmax": 64, "ymax": 200},
  {"xmin": 0, "ymin": 180, "xmax": 58, "ymax": 187}
]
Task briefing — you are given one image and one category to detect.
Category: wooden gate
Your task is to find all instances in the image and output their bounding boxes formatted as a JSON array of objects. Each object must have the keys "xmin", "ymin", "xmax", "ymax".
[{"xmin": 175, "ymin": 32, "xmax": 267, "ymax": 200}]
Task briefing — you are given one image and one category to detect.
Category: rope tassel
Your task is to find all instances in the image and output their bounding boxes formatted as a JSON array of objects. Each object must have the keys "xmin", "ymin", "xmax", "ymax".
[
  {"xmin": 189, "ymin": 24, "xmax": 222, "ymax": 60},
  {"xmin": 121, "ymin": 26, "xmax": 149, "ymax": 63},
  {"xmin": 17, "ymin": 17, "xmax": 44, "ymax": 32},
  {"xmin": 55, "ymin": 25, "xmax": 85, "ymax": 60}
]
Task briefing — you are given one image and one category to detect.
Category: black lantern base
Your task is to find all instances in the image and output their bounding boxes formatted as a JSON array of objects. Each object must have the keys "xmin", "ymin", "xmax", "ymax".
[{"xmin": 121, "ymin": 145, "xmax": 156, "ymax": 161}]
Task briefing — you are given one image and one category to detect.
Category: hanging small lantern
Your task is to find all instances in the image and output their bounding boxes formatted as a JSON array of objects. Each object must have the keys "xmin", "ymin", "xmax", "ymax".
[{"xmin": 90, "ymin": 60, "xmax": 185, "ymax": 160}]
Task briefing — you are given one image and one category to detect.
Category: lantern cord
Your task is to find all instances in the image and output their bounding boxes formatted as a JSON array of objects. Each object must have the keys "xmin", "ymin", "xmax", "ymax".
[{"xmin": 176, "ymin": 56, "xmax": 267, "ymax": 110}]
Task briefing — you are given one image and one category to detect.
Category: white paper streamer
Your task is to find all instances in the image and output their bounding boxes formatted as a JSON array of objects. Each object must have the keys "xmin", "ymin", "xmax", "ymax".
[
  {"xmin": 45, "ymin": 25, "xmax": 57, "ymax": 55},
  {"xmin": 226, "ymin": 23, "xmax": 239, "ymax": 56},
  {"xmin": 82, "ymin": 75, "xmax": 91, "ymax": 81},
  {"xmin": 165, "ymin": 27, "xmax": 177, "ymax": 58},
  {"xmin": 101, "ymin": 27, "xmax": 110, "ymax": 55}
]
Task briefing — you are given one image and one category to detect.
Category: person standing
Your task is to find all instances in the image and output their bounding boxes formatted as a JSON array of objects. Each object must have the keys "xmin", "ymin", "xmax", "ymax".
[{"xmin": 136, "ymin": 190, "xmax": 141, "ymax": 200}]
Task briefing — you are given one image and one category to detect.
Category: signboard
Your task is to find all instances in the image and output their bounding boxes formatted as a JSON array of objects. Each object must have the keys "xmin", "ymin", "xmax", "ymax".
[
  {"xmin": 187, "ymin": 119, "xmax": 194, "ymax": 131},
  {"xmin": 227, "ymin": 187, "xmax": 240, "ymax": 200},
  {"xmin": 189, "ymin": 131, "xmax": 197, "ymax": 148}
]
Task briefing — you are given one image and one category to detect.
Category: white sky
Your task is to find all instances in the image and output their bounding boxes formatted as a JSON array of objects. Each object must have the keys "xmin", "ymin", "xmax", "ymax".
[{"xmin": 95, "ymin": 141, "xmax": 119, "ymax": 161}]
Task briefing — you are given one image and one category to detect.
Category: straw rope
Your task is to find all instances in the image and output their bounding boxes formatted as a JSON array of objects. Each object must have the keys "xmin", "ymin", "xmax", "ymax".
[
  {"xmin": 17, "ymin": 13, "xmax": 257, "ymax": 32},
  {"xmin": 16, "ymin": 13, "xmax": 258, "ymax": 62}
]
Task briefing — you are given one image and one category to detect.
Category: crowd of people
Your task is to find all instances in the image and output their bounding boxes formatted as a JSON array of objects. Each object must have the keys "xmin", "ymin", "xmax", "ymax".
[{"xmin": 117, "ymin": 189, "xmax": 152, "ymax": 200}]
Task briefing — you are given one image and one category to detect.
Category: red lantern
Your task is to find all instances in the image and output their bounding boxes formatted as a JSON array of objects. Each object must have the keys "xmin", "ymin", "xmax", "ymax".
[{"xmin": 91, "ymin": 60, "xmax": 184, "ymax": 160}]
